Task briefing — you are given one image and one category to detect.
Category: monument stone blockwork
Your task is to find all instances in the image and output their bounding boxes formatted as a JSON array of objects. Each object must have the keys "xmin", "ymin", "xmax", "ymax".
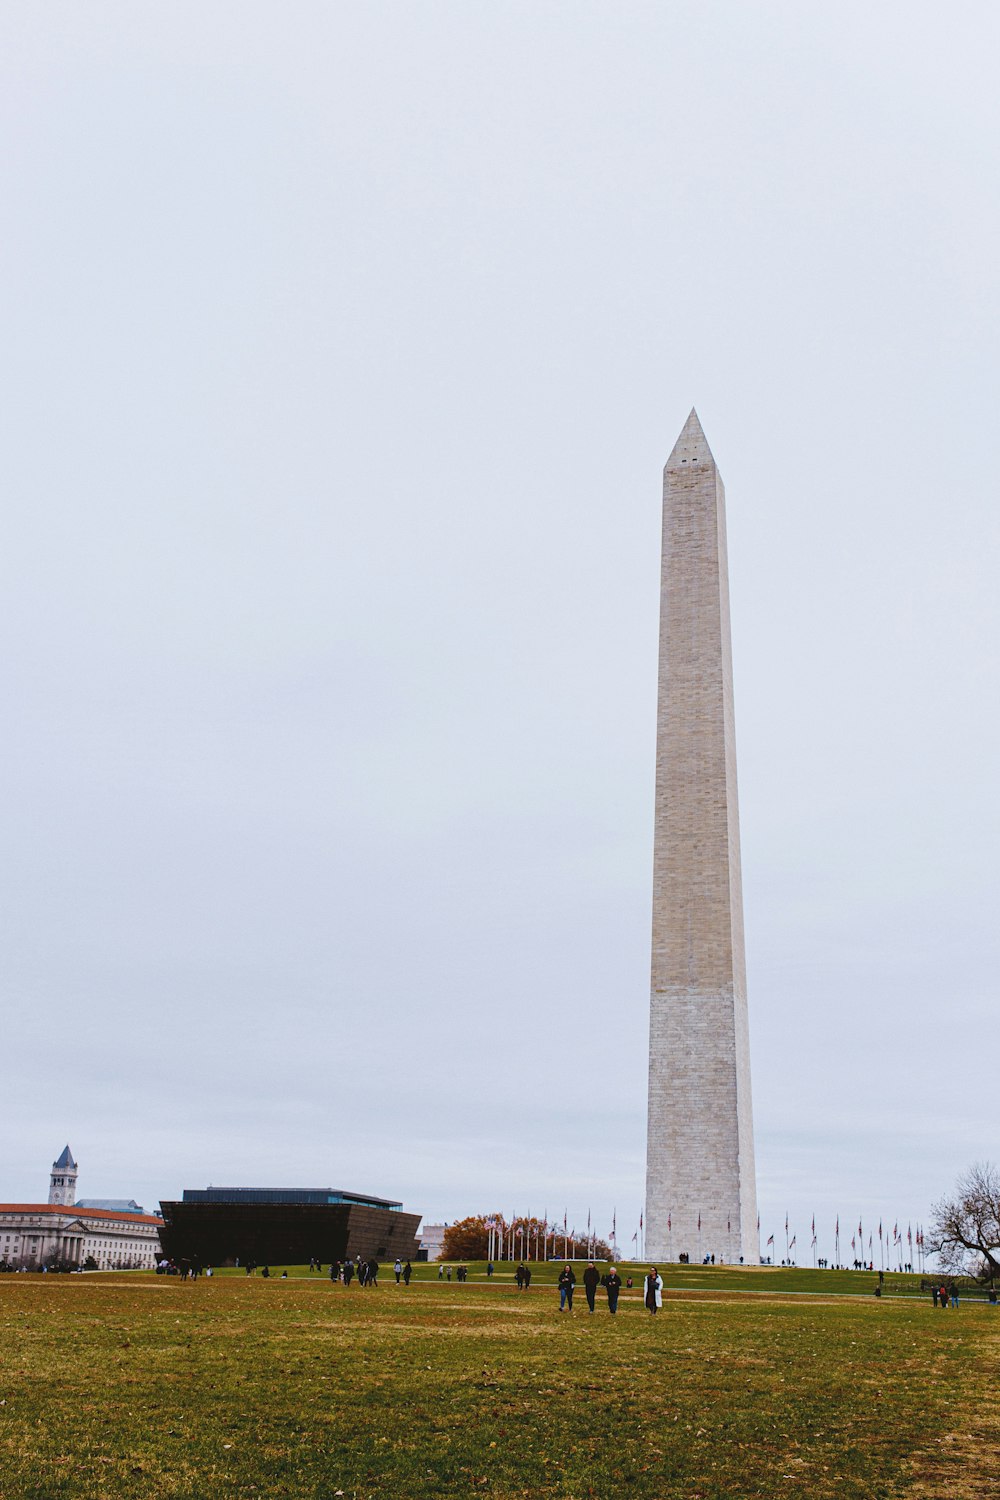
[{"xmin": 645, "ymin": 410, "xmax": 758, "ymax": 1266}]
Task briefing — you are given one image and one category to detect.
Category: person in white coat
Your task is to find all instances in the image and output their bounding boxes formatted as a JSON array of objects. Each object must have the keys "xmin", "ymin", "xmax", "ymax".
[{"xmin": 644, "ymin": 1266, "xmax": 663, "ymax": 1314}]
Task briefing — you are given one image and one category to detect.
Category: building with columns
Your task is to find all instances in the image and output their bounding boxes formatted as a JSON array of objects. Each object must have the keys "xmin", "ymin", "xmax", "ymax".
[{"xmin": 0, "ymin": 1147, "xmax": 162, "ymax": 1271}]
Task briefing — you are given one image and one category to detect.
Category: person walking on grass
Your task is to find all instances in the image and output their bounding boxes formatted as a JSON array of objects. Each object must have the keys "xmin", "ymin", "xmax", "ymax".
[
  {"xmin": 523, "ymin": 1263, "xmax": 531, "ymax": 1290},
  {"xmin": 583, "ymin": 1261, "xmax": 600, "ymax": 1313},
  {"xmin": 343, "ymin": 1259, "xmax": 355, "ymax": 1287},
  {"xmin": 601, "ymin": 1264, "xmax": 622, "ymax": 1315},
  {"xmin": 394, "ymin": 1258, "xmax": 402, "ymax": 1284},
  {"xmin": 558, "ymin": 1264, "xmax": 576, "ymax": 1312},
  {"xmin": 403, "ymin": 1261, "xmax": 412, "ymax": 1286},
  {"xmin": 644, "ymin": 1266, "xmax": 663, "ymax": 1314}
]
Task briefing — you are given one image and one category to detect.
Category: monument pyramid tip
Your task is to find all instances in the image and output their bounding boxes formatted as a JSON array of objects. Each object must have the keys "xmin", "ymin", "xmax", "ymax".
[{"xmin": 666, "ymin": 407, "xmax": 715, "ymax": 469}]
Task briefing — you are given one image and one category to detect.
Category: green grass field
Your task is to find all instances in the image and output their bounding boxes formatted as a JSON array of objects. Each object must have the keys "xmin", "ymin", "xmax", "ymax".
[{"xmin": 1, "ymin": 1266, "xmax": 997, "ymax": 1499}]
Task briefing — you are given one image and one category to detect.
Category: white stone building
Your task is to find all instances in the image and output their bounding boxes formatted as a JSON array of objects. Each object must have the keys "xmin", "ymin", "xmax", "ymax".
[
  {"xmin": 419, "ymin": 1223, "xmax": 446, "ymax": 1260},
  {"xmin": 0, "ymin": 1146, "xmax": 162, "ymax": 1271}
]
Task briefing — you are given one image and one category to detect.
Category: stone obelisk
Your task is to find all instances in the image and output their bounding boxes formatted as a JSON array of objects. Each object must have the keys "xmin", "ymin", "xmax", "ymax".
[{"xmin": 645, "ymin": 410, "xmax": 758, "ymax": 1266}]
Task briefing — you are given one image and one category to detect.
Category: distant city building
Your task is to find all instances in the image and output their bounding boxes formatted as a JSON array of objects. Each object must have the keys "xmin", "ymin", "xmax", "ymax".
[
  {"xmin": 0, "ymin": 1147, "xmax": 162, "ymax": 1271},
  {"xmin": 420, "ymin": 1223, "xmax": 447, "ymax": 1261},
  {"xmin": 159, "ymin": 1186, "xmax": 421, "ymax": 1268}
]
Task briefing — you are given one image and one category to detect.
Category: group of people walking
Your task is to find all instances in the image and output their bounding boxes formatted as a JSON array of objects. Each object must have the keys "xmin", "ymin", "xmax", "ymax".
[
  {"xmin": 328, "ymin": 1257, "xmax": 400, "ymax": 1286},
  {"xmin": 556, "ymin": 1262, "xmax": 664, "ymax": 1315}
]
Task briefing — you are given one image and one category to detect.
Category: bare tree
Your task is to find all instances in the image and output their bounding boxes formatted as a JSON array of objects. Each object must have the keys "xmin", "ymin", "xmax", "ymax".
[{"xmin": 928, "ymin": 1162, "xmax": 1000, "ymax": 1284}]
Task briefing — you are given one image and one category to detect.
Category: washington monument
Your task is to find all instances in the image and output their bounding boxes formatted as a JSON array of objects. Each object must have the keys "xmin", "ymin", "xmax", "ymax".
[{"xmin": 645, "ymin": 410, "xmax": 758, "ymax": 1266}]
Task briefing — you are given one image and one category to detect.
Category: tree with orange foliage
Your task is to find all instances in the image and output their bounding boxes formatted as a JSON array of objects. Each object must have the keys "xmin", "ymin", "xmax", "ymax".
[{"xmin": 440, "ymin": 1215, "xmax": 504, "ymax": 1261}]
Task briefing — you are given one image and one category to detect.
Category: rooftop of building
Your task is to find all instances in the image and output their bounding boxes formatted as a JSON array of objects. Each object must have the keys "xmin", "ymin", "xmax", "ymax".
[
  {"xmin": 53, "ymin": 1145, "xmax": 76, "ymax": 1169},
  {"xmin": 75, "ymin": 1198, "xmax": 147, "ymax": 1215},
  {"xmin": 0, "ymin": 1204, "xmax": 163, "ymax": 1226},
  {"xmin": 177, "ymin": 1187, "xmax": 402, "ymax": 1210}
]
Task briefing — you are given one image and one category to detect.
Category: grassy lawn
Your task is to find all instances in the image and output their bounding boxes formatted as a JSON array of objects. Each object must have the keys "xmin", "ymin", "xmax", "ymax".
[{"xmin": 1, "ymin": 1270, "xmax": 997, "ymax": 1498}]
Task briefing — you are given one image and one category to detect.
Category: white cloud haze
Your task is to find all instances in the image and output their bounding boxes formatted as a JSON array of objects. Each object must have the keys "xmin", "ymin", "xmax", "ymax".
[{"xmin": 1, "ymin": 2, "xmax": 997, "ymax": 1262}]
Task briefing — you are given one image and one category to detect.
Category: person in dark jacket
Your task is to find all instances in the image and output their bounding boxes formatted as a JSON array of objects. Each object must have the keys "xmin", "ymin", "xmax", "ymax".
[
  {"xmin": 558, "ymin": 1264, "xmax": 576, "ymax": 1311},
  {"xmin": 343, "ymin": 1259, "xmax": 355, "ymax": 1287},
  {"xmin": 403, "ymin": 1261, "xmax": 412, "ymax": 1285},
  {"xmin": 515, "ymin": 1263, "xmax": 525, "ymax": 1289},
  {"xmin": 583, "ymin": 1261, "xmax": 600, "ymax": 1313},
  {"xmin": 644, "ymin": 1267, "xmax": 663, "ymax": 1314},
  {"xmin": 523, "ymin": 1264, "xmax": 532, "ymax": 1289},
  {"xmin": 601, "ymin": 1265, "xmax": 622, "ymax": 1314}
]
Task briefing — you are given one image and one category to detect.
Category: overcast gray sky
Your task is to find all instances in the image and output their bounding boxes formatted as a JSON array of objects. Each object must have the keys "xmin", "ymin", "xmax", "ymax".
[{"xmin": 2, "ymin": 2, "xmax": 997, "ymax": 1262}]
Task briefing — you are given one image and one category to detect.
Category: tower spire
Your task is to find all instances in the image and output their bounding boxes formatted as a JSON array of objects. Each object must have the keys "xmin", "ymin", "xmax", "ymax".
[
  {"xmin": 645, "ymin": 411, "xmax": 758, "ymax": 1266},
  {"xmin": 49, "ymin": 1146, "xmax": 78, "ymax": 1206},
  {"xmin": 665, "ymin": 408, "xmax": 714, "ymax": 468}
]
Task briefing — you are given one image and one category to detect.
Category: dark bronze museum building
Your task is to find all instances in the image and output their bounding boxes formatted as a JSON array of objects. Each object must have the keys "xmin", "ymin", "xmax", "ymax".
[{"xmin": 158, "ymin": 1187, "xmax": 421, "ymax": 1267}]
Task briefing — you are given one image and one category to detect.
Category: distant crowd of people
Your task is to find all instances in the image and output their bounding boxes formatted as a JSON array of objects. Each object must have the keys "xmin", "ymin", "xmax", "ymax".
[
  {"xmin": 156, "ymin": 1258, "xmax": 212, "ymax": 1278},
  {"xmin": 327, "ymin": 1257, "xmax": 413, "ymax": 1286},
  {"xmin": 436, "ymin": 1263, "xmax": 469, "ymax": 1281},
  {"xmin": 139, "ymin": 1255, "xmax": 1000, "ymax": 1315}
]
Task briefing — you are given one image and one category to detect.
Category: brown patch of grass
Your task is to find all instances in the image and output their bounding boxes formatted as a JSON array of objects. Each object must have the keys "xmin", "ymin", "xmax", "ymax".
[{"xmin": 0, "ymin": 1274, "xmax": 996, "ymax": 1498}]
